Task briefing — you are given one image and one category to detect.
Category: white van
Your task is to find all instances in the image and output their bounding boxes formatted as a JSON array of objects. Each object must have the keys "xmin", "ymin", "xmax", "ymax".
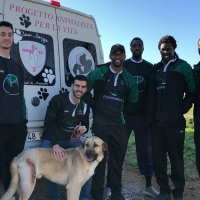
[{"xmin": 0, "ymin": 0, "xmax": 104, "ymax": 149}]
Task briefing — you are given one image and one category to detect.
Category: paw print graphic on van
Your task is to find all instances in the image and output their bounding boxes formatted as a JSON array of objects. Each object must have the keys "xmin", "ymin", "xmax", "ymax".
[
  {"xmin": 59, "ymin": 87, "xmax": 68, "ymax": 94},
  {"xmin": 42, "ymin": 68, "xmax": 55, "ymax": 84},
  {"xmin": 19, "ymin": 14, "xmax": 31, "ymax": 28},
  {"xmin": 38, "ymin": 88, "xmax": 49, "ymax": 100}
]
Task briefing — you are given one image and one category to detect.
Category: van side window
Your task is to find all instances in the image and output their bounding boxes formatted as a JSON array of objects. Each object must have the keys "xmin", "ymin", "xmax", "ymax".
[
  {"xmin": 63, "ymin": 39, "xmax": 97, "ymax": 86},
  {"xmin": 10, "ymin": 29, "xmax": 55, "ymax": 86}
]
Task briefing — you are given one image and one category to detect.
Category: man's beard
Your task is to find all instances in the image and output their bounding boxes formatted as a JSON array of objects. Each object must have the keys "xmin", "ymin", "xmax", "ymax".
[
  {"xmin": 112, "ymin": 59, "xmax": 122, "ymax": 68},
  {"xmin": 198, "ymin": 48, "xmax": 200, "ymax": 55},
  {"xmin": 73, "ymin": 90, "xmax": 82, "ymax": 99}
]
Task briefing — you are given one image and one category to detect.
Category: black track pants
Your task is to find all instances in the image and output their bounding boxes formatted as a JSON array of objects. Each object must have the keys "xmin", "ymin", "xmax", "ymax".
[
  {"xmin": 150, "ymin": 122, "xmax": 185, "ymax": 198},
  {"xmin": 0, "ymin": 122, "xmax": 27, "ymax": 192},
  {"xmin": 91, "ymin": 122, "xmax": 127, "ymax": 200}
]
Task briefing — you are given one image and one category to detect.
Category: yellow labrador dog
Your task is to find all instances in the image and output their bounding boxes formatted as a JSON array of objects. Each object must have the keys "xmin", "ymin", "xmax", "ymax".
[{"xmin": 1, "ymin": 136, "xmax": 107, "ymax": 200}]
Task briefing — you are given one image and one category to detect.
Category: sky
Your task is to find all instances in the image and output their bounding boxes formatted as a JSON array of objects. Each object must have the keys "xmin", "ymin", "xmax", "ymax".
[{"xmin": 45, "ymin": 0, "xmax": 200, "ymax": 66}]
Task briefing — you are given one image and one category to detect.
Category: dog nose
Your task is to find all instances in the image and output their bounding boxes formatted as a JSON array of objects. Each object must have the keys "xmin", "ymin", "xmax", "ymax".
[{"xmin": 85, "ymin": 150, "xmax": 92, "ymax": 157}]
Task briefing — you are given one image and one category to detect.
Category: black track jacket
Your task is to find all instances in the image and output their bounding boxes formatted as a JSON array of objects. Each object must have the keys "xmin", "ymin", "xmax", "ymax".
[{"xmin": 147, "ymin": 59, "xmax": 195, "ymax": 128}]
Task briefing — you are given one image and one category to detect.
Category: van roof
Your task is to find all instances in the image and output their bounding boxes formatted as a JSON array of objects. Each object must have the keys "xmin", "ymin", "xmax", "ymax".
[{"xmin": 24, "ymin": 0, "xmax": 99, "ymax": 31}]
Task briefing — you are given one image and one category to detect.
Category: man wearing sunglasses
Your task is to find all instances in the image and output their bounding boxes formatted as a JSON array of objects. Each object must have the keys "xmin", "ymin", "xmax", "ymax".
[{"xmin": 83, "ymin": 44, "xmax": 138, "ymax": 200}]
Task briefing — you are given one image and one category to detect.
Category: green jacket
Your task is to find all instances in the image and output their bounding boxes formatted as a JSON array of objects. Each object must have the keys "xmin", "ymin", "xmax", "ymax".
[{"xmin": 83, "ymin": 65, "xmax": 138, "ymax": 108}]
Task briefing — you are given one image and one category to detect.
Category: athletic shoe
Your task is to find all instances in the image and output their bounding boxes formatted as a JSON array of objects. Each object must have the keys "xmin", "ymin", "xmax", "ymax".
[
  {"xmin": 142, "ymin": 186, "xmax": 159, "ymax": 197},
  {"xmin": 103, "ymin": 187, "xmax": 111, "ymax": 200},
  {"xmin": 156, "ymin": 193, "xmax": 172, "ymax": 200}
]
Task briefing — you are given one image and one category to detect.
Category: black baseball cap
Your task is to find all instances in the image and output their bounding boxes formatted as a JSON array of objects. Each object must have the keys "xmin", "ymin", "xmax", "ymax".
[{"xmin": 110, "ymin": 44, "xmax": 126, "ymax": 54}]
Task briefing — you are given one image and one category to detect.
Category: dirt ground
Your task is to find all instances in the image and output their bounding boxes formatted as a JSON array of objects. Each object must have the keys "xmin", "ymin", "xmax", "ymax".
[
  {"xmin": 1, "ymin": 159, "xmax": 200, "ymax": 200},
  {"xmin": 121, "ymin": 160, "xmax": 200, "ymax": 200}
]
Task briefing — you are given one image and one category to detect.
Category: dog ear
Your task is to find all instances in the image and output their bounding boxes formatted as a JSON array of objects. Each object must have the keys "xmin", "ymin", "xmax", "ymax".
[
  {"xmin": 102, "ymin": 142, "xmax": 109, "ymax": 161},
  {"xmin": 102, "ymin": 142, "xmax": 107, "ymax": 151},
  {"xmin": 82, "ymin": 138, "xmax": 86, "ymax": 148}
]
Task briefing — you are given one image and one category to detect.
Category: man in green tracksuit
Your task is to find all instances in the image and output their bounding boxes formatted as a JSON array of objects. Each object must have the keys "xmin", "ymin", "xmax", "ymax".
[
  {"xmin": 148, "ymin": 35, "xmax": 195, "ymax": 200},
  {"xmin": 83, "ymin": 44, "xmax": 138, "ymax": 200},
  {"xmin": 104, "ymin": 38, "xmax": 158, "ymax": 200}
]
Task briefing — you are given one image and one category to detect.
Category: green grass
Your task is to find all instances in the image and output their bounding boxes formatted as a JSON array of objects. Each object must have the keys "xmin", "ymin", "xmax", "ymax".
[
  {"xmin": 126, "ymin": 108, "xmax": 199, "ymax": 180},
  {"xmin": 126, "ymin": 134, "xmax": 137, "ymax": 167}
]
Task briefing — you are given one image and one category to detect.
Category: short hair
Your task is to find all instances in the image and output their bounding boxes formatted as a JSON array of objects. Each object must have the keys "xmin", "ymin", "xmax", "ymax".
[
  {"xmin": 130, "ymin": 37, "xmax": 144, "ymax": 47},
  {"xmin": 0, "ymin": 21, "xmax": 14, "ymax": 33},
  {"xmin": 158, "ymin": 35, "xmax": 179, "ymax": 59},
  {"xmin": 73, "ymin": 75, "xmax": 87, "ymax": 84}
]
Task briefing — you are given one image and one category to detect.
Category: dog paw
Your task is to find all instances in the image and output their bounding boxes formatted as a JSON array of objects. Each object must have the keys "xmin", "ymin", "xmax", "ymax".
[
  {"xmin": 38, "ymin": 88, "xmax": 49, "ymax": 100},
  {"xmin": 59, "ymin": 87, "xmax": 68, "ymax": 94},
  {"xmin": 19, "ymin": 14, "xmax": 31, "ymax": 28}
]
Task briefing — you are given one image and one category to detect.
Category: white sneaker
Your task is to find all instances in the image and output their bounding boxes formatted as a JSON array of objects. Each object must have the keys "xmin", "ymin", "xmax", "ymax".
[
  {"xmin": 103, "ymin": 187, "xmax": 111, "ymax": 200},
  {"xmin": 142, "ymin": 186, "xmax": 159, "ymax": 198}
]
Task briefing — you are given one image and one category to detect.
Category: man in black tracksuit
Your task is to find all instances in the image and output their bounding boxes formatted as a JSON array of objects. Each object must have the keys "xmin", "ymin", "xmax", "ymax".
[
  {"xmin": 123, "ymin": 37, "xmax": 158, "ymax": 198},
  {"xmin": 0, "ymin": 21, "xmax": 27, "ymax": 200},
  {"xmin": 193, "ymin": 38, "xmax": 200, "ymax": 177},
  {"xmin": 148, "ymin": 36, "xmax": 195, "ymax": 200},
  {"xmin": 83, "ymin": 44, "xmax": 138, "ymax": 200},
  {"xmin": 41, "ymin": 75, "xmax": 91, "ymax": 200}
]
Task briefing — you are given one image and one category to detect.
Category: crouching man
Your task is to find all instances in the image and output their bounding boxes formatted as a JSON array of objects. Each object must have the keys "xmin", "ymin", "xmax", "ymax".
[{"xmin": 41, "ymin": 75, "xmax": 91, "ymax": 200}]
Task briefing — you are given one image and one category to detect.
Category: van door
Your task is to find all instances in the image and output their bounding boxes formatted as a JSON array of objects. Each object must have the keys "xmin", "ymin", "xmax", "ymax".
[{"xmin": 3, "ymin": 0, "xmax": 60, "ymax": 131}]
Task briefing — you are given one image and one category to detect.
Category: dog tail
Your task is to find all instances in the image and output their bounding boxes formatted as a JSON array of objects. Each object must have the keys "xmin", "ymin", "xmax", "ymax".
[{"xmin": 0, "ymin": 157, "xmax": 19, "ymax": 200}]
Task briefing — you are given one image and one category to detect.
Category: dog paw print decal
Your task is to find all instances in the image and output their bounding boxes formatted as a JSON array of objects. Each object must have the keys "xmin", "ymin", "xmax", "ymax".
[
  {"xmin": 59, "ymin": 87, "xmax": 68, "ymax": 94},
  {"xmin": 38, "ymin": 88, "xmax": 49, "ymax": 100},
  {"xmin": 19, "ymin": 14, "xmax": 31, "ymax": 28},
  {"xmin": 42, "ymin": 68, "xmax": 55, "ymax": 84}
]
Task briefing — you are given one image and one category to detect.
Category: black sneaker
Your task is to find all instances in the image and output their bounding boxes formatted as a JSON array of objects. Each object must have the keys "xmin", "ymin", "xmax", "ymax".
[{"xmin": 156, "ymin": 193, "xmax": 172, "ymax": 200}]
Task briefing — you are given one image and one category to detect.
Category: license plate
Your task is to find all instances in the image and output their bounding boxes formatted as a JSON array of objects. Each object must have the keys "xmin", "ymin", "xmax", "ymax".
[{"xmin": 26, "ymin": 132, "xmax": 42, "ymax": 141}]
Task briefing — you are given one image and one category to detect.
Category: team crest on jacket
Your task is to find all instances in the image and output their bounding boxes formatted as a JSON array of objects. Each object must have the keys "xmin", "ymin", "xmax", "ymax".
[
  {"xmin": 19, "ymin": 41, "xmax": 46, "ymax": 76},
  {"xmin": 78, "ymin": 110, "xmax": 83, "ymax": 115},
  {"xmin": 133, "ymin": 76, "xmax": 146, "ymax": 92},
  {"xmin": 3, "ymin": 74, "xmax": 19, "ymax": 95}
]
